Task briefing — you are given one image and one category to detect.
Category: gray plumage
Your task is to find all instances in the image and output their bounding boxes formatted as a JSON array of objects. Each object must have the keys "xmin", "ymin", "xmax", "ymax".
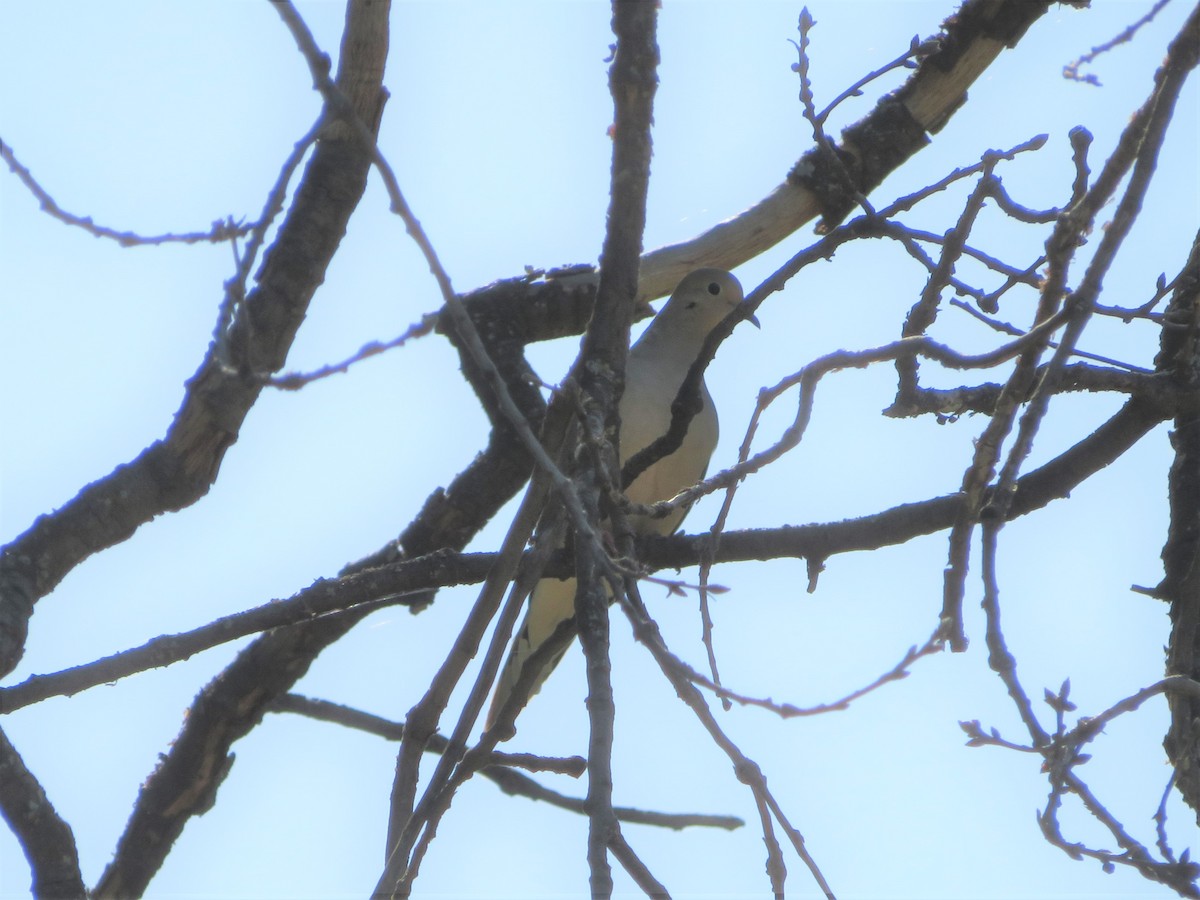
[{"xmin": 487, "ymin": 269, "xmax": 747, "ymax": 729}]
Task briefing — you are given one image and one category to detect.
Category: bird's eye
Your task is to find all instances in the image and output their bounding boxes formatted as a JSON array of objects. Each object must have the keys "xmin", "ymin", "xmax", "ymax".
[{"xmin": 707, "ymin": 282, "xmax": 721, "ymax": 296}]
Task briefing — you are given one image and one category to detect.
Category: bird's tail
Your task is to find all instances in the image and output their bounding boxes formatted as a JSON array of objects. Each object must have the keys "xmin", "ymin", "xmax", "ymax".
[{"xmin": 485, "ymin": 576, "xmax": 577, "ymax": 731}]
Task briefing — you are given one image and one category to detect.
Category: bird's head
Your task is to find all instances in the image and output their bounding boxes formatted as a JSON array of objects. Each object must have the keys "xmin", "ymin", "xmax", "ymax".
[{"xmin": 654, "ymin": 268, "xmax": 759, "ymax": 337}]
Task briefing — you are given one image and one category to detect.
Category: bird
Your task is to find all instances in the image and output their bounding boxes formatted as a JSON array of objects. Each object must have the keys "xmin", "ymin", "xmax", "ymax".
[{"xmin": 486, "ymin": 268, "xmax": 752, "ymax": 731}]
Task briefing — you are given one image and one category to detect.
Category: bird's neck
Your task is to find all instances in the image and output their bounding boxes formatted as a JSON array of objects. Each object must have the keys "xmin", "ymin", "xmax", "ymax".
[{"xmin": 632, "ymin": 321, "xmax": 713, "ymax": 368}]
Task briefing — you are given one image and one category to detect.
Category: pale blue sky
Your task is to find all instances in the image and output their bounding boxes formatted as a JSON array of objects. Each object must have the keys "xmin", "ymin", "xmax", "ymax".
[{"xmin": 2, "ymin": 2, "xmax": 1198, "ymax": 897}]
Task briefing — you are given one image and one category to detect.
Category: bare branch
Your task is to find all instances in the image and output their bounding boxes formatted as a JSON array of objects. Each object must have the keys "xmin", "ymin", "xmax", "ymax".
[
  {"xmin": 609, "ymin": 833, "xmax": 671, "ymax": 899},
  {"xmin": 0, "ymin": 726, "xmax": 85, "ymax": 898},
  {"xmin": 0, "ymin": 33, "xmax": 377, "ymax": 682},
  {"xmin": 90, "ymin": 2, "xmax": 394, "ymax": 893},
  {"xmin": 706, "ymin": 631, "xmax": 946, "ymax": 719},
  {"xmin": 271, "ymin": 694, "xmax": 742, "ymax": 832},
  {"xmin": 265, "ymin": 314, "xmax": 437, "ymax": 389},
  {"xmin": 637, "ymin": 0, "xmax": 1075, "ymax": 298},
  {"xmin": 1064, "ymin": 0, "xmax": 1173, "ymax": 85},
  {"xmin": 0, "ymin": 138, "xmax": 253, "ymax": 247}
]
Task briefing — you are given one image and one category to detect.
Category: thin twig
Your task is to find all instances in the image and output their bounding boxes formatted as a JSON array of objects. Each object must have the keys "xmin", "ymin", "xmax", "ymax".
[
  {"xmin": 703, "ymin": 631, "xmax": 945, "ymax": 718},
  {"xmin": 791, "ymin": 9, "xmax": 876, "ymax": 221},
  {"xmin": 0, "ymin": 138, "xmax": 253, "ymax": 247},
  {"xmin": 877, "ymin": 134, "xmax": 1049, "ymax": 218},
  {"xmin": 1064, "ymin": 0, "xmax": 1172, "ymax": 86},
  {"xmin": 609, "ymin": 833, "xmax": 671, "ymax": 899},
  {"xmin": 209, "ymin": 110, "xmax": 331, "ymax": 363},
  {"xmin": 617, "ymin": 581, "xmax": 837, "ymax": 898},
  {"xmin": 270, "ymin": 1, "xmax": 599, "ymax": 551},
  {"xmin": 659, "ymin": 306, "xmax": 1075, "ymax": 523},
  {"xmin": 813, "ymin": 32, "xmax": 938, "ymax": 126},
  {"xmin": 272, "ymin": 694, "xmax": 743, "ymax": 832},
  {"xmin": 949, "ymin": 298, "xmax": 1154, "ymax": 373},
  {"xmin": 265, "ymin": 315, "xmax": 437, "ymax": 389}
]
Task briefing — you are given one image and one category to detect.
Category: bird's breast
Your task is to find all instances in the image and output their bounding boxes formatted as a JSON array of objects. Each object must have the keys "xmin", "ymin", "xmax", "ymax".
[{"xmin": 618, "ymin": 372, "xmax": 718, "ymax": 534}]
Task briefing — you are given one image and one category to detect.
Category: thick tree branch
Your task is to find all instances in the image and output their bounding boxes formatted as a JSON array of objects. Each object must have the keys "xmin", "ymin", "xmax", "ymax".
[
  {"xmin": 1160, "ymin": 226, "xmax": 1200, "ymax": 819},
  {"xmin": 573, "ymin": 4, "xmax": 660, "ymax": 895},
  {"xmin": 0, "ymin": 2, "xmax": 390, "ymax": 680},
  {"xmin": 2, "ymin": 392, "xmax": 1166, "ymax": 717},
  {"xmin": 0, "ymin": 726, "xmax": 85, "ymax": 899},
  {"xmin": 0, "ymin": 0, "xmax": 1073, "ymax": 686},
  {"xmin": 424, "ymin": 0, "xmax": 1075, "ymax": 345},
  {"xmin": 636, "ymin": 0, "xmax": 1073, "ymax": 299},
  {"xmin": 88, "ymin": 2, "xmax": 392, "ymax": 895},
  {"xmin": 0, "ymin": 3, "xmax": 1135, "ymax": 896}
]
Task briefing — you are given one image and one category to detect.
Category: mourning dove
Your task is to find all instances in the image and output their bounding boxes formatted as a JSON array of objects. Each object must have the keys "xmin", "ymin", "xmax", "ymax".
[{"xmin": 486, "ymin": 269, "xmax": 752, "ymax": 729}]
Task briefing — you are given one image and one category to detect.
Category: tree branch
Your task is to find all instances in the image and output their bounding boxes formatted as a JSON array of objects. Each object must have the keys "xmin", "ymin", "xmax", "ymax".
[{"xmin": 0, "ymin": 726, "xmax": 85, "ymax": 899}]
